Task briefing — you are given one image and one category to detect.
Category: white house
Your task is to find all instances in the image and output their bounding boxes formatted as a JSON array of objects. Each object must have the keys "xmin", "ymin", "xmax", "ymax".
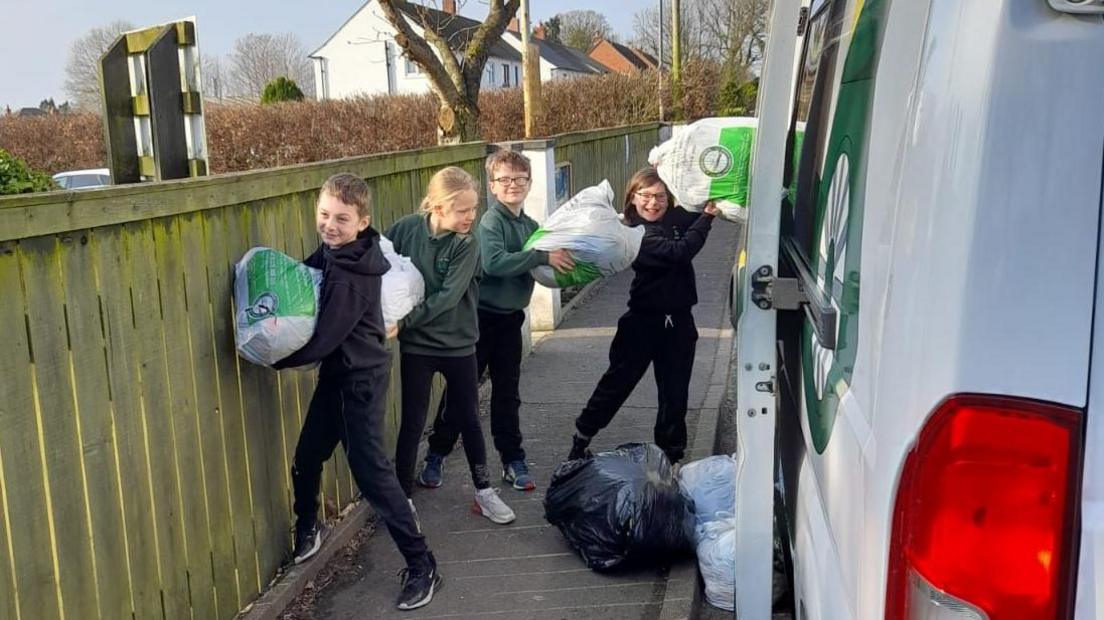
[
  {"xmin": 309, "ymin": 0, "xmax": 605, "ymax": 100},
  {"xmin": 309, "ymin": 0, "xmax": 523, "ymax": 99},
  {"xmin": 501, "ymin": 25, "xmax": 608, "ymax": 82}
]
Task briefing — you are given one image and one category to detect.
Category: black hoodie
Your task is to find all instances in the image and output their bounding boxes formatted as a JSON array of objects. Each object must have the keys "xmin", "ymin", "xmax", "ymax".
[
  {"xmin": 626, "ymin": 206, "xmax": 714, "ymax": 314},
  {"xmin": 273, "ymin": 228, "xmax": 392, "ymax": 376}
]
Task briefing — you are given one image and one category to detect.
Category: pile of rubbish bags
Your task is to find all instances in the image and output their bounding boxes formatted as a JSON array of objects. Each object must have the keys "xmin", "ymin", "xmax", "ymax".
[
  {"xmin": 544, "ymin": 443, "xmax": 695, "ymax": 571},
  {"xmin": 233, "ymin": 247, "xmax": 323, "ymax": 366},
  {"xmin": 649, "ymin": 117, "xmax": 757, "ymax": 223},
  {"xmin": 678, "ymin": 455, "xmax": 737, "ymax": 611},
  {"xmin": 524, "ymin": 180, "xmax": 645, "ymax": 288}
]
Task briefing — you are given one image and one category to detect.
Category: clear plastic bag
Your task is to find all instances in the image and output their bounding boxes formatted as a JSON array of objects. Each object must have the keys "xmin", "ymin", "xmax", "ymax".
[
  {"xmin": 379, "ymin": 235, "xmax": 425, "ymax": 328},
  {"xmin": 524, "ymin": 180, "xmax": 644, "ymax": 288},
  {"xmin": 678, "ymin": 454, "xmax": 737, "ymax": 532},
  {"xmin": 697, "ymin": 514, "xmax": 736, "ymax": 611},
  {"xmin": 234, "ymin": 247, "xmax": 322, "ymax": 366},
  {"xmin": 649, "ymin": 117, "xmax": 757, "ymax": 222}
]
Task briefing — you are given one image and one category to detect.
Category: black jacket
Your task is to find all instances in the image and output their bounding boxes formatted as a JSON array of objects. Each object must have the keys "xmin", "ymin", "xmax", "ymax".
[
  {"xmin": 273, "ymin": 228, "xmax": 392, "ymax": 376},
  {"xmin": 627, "ymin": 206, "xmax": 714, "ymax": 314}
]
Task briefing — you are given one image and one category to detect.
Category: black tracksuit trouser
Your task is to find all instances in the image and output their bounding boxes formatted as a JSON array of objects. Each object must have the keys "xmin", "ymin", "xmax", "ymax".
[
  {"xmin": 427, "ymin": 309, "xmax": 526, "ymax": 465},
  {"xmin": 291, "ymin": 365, "xmax": 428, "ymax": 565},
  {"xmin": 574, "ymin": 309, "xmax": 698, "ymax": 462},
  {"xmin": 395, "ymin": 352, "xmax": 491, "ymax": 497}
]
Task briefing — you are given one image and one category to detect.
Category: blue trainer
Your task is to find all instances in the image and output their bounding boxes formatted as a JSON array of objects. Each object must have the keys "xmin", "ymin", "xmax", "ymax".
[
  {"xmin": 502, "ymin": 460, "xmax": 536, "ymax": 491},
  {"xmin": 418, "ymin": 453, "xmax": 445, "ymax": 488}
]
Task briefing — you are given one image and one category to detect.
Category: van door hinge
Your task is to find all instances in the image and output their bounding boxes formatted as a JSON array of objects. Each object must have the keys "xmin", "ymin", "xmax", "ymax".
[
  {"xmin": 797, "ymin": 6, "xmax": 810, "ymax": 36},
  {"xmin": 750, "ymin": 265, "xmax": 805, "ymax": 311}
]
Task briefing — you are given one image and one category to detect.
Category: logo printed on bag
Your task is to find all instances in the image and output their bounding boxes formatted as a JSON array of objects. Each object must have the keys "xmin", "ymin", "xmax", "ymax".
[
  {"xmin": 698, "ymin": 146, "xmax": 734, "ymax": 178},
  {"xmin": 246, "ymin": 292, "xmax": 279, "ymax": 323}
]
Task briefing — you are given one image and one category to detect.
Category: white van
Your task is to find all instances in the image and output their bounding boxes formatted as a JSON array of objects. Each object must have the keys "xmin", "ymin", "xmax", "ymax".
[{"xmin": 730, "ymin": 0, "xmax": 1104, "ymax": 618}]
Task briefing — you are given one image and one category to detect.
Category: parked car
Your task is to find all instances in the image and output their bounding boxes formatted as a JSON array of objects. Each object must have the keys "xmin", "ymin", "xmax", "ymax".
[{"xmin": 52, "ymin": 168, "xmax": 111, "ymax": 190}]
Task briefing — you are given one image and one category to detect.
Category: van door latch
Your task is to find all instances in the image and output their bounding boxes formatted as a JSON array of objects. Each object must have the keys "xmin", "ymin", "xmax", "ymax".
[{"xmin": 750, "ymin": 265, "xmax": 804, "ymax": 311}]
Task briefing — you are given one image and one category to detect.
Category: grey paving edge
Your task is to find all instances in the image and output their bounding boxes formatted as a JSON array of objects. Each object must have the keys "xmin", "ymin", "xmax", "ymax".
[{"xmin": 235, "ymin": 501, "xmax": 370, "ymax": 620}]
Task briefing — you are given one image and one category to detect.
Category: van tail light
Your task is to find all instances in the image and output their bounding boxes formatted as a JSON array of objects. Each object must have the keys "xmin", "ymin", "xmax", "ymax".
[{"xmin": 886, "ymin": 395, "xmax": 1083, "ymax": 620}]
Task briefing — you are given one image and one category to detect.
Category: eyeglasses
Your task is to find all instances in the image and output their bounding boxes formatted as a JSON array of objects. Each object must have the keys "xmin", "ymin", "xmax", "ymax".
[
  {"xmin": 635, "ymin": 191, "xmax": 668, "ymax": 203},
  {"xmin": 493, "ymin": 176, "xmax": 531, "ymax": 187}
]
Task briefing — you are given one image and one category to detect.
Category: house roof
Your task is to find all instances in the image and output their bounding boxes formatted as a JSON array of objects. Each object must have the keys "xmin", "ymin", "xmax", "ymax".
[
  {"xmin": 530, "ymin": 37, "xmax": 607, "ymax": 74},
  {"xmin": 312, "ymin": 0, "xmax": 521, "ymax": 62},
  {"xmin": 599, "ymin": 39, "xmax": 658, "ymax": 71},
  {"xmin": 395, "ymin": 1, "xmax": 522, "ymax": 61}
]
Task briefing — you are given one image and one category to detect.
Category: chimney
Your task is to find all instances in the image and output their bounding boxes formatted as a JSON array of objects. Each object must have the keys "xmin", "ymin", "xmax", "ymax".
[
  {"xmin": 533, "ymin": 23, "xmax": 546, "ymax": 40},
  {"xmin": 507, "ymin": 17, "xmax": 519, "ymax": 33},
  {"xmin": 442, "ymin": 0, "xmax": 457, "ymax": 15}
]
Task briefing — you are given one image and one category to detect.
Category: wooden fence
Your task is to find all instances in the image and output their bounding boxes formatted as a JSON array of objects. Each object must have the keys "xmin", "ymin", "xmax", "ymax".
[{"xmin": 0, "ymin": 122, "xmax": 662, "ymax": 620}]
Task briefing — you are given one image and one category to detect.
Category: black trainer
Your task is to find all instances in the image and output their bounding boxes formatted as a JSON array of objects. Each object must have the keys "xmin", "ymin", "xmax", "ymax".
[
  {"xmin": 396, "ymin": 552, "xmax": 442, "ymax": 611},
  {"xmin": 568, "ymin": 434, "xmax": 592, "ymax": 461},
  {"xmin": 292, "ymin": 521, "xmax": 327, "ymax": 565}
]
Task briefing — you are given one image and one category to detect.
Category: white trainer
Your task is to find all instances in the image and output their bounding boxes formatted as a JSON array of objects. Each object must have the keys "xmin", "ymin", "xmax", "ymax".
[{"xmin": 472, "ymin": 488, "xmax": 516, "ymax": 525}]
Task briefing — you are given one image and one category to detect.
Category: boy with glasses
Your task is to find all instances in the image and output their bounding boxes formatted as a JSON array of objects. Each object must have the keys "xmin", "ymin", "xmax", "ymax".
[{"xmin": 418, "ymin": 150, "xmax": 574, "ymax": 491}]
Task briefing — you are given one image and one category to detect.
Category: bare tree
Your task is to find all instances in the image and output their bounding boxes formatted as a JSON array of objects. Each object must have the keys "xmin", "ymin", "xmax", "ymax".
[
  {"xmin": 63, "ymin": 20, "xmax": 136, "ymax": 110},
  {"xmin": 226, "ymin": 33, "xmax": 314, "ymax": 100},
  {"xmin": 632, "ymin": 0, "xmax": 767, "ymax": 71},
  {"xmin": 202, "ymin": 54, "xmax": 228, "ymax": 102},
  {"xmin": 553, "ymin": 10, "xmax": 612, "ymax": 51},
  {"xmin": 377, "ymin": 0, "xmax": 520, "ymax": 143}
]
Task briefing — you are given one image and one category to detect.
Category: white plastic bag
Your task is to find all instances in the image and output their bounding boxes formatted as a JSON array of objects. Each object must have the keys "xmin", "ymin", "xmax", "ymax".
[
  {"xmin": 379, "ymin": 235, "xmax": 425, "ymax": 327},
  {"xmin": 649, "ymin": 117, "xmax": 756, "ymax": 222},
  {"xmin": 678, "ymin": 454, "xmax": 737, "ymax": 531},
  {"xmin": 697, "ymin": 515, "xmax": 736, "ymax": 611},
  {"xmin": 234, "ymin": 247, "xmax": 322, "ymax": 366},
  {"xmin": 523, "ymin": 180, "xmax": 645, "ymax": 288}
]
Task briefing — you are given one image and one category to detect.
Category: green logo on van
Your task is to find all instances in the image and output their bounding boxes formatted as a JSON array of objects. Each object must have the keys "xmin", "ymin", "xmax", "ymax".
[{"xmin": 800, "ymin": 0, "xmax": 888, "ymax": 453}]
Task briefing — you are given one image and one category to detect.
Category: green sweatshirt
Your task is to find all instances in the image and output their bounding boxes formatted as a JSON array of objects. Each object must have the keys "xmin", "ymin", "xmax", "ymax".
[
  {"xmin": 386, "ymin": 213, "xmax": 481, "ymax": 356},
  {"xmin": 477, "ymin": 202, "xmax": 549, "ymax": 314}
]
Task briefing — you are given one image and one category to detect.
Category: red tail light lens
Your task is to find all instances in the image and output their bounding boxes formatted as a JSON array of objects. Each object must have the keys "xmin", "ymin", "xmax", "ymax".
[{"xmin": 886, "ymin": 395, "xmax": 1083, "ymax": 619}]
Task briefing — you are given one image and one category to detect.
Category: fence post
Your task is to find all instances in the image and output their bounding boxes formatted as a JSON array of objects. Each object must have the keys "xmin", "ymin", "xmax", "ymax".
[{"xmin": 520, "ymin": 139, "xmax": 561, "ymax": 333}]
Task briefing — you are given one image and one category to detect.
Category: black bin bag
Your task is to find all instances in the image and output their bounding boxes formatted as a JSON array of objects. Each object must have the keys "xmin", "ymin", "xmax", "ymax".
[{"xmin": 544, "ymin": 442, "xmax": 696, "ymax": 571}]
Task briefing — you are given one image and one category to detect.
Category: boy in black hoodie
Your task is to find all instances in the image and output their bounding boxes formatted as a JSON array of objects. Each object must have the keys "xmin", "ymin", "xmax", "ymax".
[
  {"xmin": 273, "ymin": 173, "xmax": 441, "ymax": 611},
  {"xmin": 568, "ymin": 167, "xmax": 718, "ymax": 464}
]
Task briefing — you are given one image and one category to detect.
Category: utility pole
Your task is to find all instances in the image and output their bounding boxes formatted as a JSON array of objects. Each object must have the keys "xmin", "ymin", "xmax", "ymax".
[
  {"xmin": 520, "ymin": 0, "xmax": 541, "ymax": 138},
  {"xmin": 658, "ymin": 0, "xmax": 664, "ymax": 121},
  {"xmin": 671, "ymin": 0, "xmax": 682, "ymax": 120}
]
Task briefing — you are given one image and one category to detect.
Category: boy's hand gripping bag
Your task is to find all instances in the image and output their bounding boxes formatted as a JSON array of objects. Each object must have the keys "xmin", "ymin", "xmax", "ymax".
[
  {"xmin": 523, "ymin": 180, "xmax": 645, "ymax": 288},
  {"xmin": 543, "ymin": 442, "xmax": 696, "ymax": 571},
  {"xmin": 648, "ymin": 117, "xmax": 757, "ymax": 222},
  {"xmin": 379, "ymin": 235, "xmax": 425, "ymax": 328},
  {"xmin": 233, "ymin": 247, "xmax": 322, "ymax": 366}
]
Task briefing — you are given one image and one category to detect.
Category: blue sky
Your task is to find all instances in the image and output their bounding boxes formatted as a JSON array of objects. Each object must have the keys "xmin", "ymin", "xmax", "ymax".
[{"xmin": 1, "ymin": 0, "xmax": 654, "ymax": 110}]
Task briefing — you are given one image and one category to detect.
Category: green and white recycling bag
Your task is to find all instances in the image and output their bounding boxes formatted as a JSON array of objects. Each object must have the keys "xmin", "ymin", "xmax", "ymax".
[
  {"xmin": 523, "ymin": 180, "xmax": 645, "ymax": 288},
  {"xmin": 234, "ymin": 247, "xmax": 322, "ymax": 366},
  {"xmin": 648, "ymin": 117, "xmax": 756, "ymax": 222}
]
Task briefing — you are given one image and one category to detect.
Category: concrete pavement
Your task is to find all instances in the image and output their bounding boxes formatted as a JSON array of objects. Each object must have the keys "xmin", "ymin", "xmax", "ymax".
[{"xmin": 301, "ymin": 218, "xmax": 741, "ymax": 620}]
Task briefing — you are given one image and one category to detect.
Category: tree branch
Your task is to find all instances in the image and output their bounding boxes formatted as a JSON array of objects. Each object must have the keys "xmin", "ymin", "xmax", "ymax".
[
  {"xmin": 377, "ymin": 0, "xmax": 463, "ymax": 107},
  {"xmin": 457, "ymin": 0, "xmax": 520, "ymax": 98}
]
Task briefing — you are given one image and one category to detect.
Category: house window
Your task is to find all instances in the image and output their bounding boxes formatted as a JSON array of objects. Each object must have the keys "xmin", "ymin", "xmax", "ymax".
[
  {"xmin": 404, "ymin": 56, "xmax": 422, "ymax": 75},
  {"xmin": 503, "ymin": 64, "xmax": 510, "ymax": 86},
  {"xmin": 514, "ymin": 65, "xmax": 519, "ymax": 85},
  {"xmin": 487, "ymin": 61, "xmax": 496, "ymax": 85}
]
